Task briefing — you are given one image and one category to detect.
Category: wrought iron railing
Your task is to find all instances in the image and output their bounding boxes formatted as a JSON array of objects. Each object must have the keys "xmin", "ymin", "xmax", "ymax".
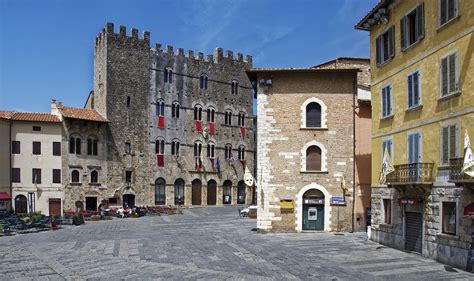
[
  {"xmin": 449, "ymin": 158, "xmax": 473, "ymax": 182},
  {"xmin": 386, "ymin": 163, "xmax": 435, "ymax": 184}
]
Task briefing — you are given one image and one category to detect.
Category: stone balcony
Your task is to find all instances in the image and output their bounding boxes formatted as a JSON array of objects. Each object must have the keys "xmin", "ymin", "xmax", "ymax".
[
  {"xmin": 449, "ymin": 158, "xmax": 474, "ymax": 184},
  {"xmin": 386, "ymin": 163, "xmax": 435, "ymax": 186}
]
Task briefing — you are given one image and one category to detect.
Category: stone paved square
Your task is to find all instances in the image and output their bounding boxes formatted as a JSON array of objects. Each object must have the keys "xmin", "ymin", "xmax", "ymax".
[{"xmin": 0, "ymin": 206, "xmax": 473, "ymax": 280}]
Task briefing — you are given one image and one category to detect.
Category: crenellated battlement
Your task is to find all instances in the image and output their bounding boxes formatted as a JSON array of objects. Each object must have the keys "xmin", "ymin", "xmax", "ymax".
[{"xmin": 95, "ymin": 22, "xmax": 150, "ymax": 50}]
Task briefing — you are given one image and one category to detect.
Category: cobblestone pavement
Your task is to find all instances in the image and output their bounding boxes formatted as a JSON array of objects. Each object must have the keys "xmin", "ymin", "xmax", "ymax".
[{"xmin": 1, "ymin": 206, "xmax": 473, "ymax": 280}]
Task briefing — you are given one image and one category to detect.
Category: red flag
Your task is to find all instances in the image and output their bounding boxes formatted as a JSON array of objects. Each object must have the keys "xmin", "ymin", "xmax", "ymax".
[
  {"xmin": 158, "ymin": 116, "xmax": 165, "ymax": 128},
  {"xmin": 195, "ymin": 120, "xmax": 202, "ymax": 132},
  {"xmin": 240, "ymin": 126, "xmax": 245, "ymax": 138},
  {"xmin": 209, "ymin": 122, "xmax": 215, "ymax": 135},
  {"xmin": 240, "ymin": 160, "xmax": 246, "ymax": 169},
  {"xmin": 195, "ymin": 157, "xmax": 202, "ymax": 170},
  {"xmin": 210, "ymin": 158, "xmax": 215, "ymax": 168},
  {"xmin": 157, "ymin": 154, "xmax": 164, "ymax": 167}
]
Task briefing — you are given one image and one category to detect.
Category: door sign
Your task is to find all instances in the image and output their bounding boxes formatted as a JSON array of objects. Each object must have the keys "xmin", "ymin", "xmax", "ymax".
[{"xmin": 308, "ymin": 207, "xmax": 318, "ymax": 220}]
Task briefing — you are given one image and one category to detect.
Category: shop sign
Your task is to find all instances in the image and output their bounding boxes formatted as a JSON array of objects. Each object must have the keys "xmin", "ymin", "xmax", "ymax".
[
  {"xmin": 399, "ymin": 198, "xmax": 421, "ymax": 205},
  {"xmin": 330, "ymin": 196, "xmax": 346, "ymax": 206},
  {"xmin": 280, "ymin": 199, "xmax": 294, "ymax": 213}
]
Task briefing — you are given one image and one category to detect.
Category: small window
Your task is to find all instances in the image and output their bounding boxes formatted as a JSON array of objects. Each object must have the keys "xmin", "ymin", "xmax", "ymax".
[
  {"xmin": 32, "ymin": 126, "xmax": 41, "ymax": 132},
  {"xmin": 238, "ymin": 112, "xmax": 245, "ymax": 127},
  {"xmin": 126, "ymin": 96, "xmax": 131, "ymax": 108},
  {"xmin": 12, "ymin": 141, "xmax": 20, "ymax": 154},
  {"xmin": 87, "ymin": 138, "xmax": 98, "ymax": 156},
  {"xmin": 171, "ymin": 140, "xmax": 180, "ymax": 156},
  {"xmin": 53, "ymin": 169, "xmax": 61, "ymax": 184},
  {"xmin": 306, "ymin": 103, "xmax": 321, "ymax": 128},
  {"xmin": 12, "ymin": 168, "xmax": 20, "ymax": 183},
  {"xmin": 381, "ymin": 85, "xmax": 393, "ymax": 118},
  {"xmin": 125, "ymin": 142, "xmax": 131, "ymax": 154},
  {"xmin": 32, "ymin": 141, "xmax": 41, "ymax": 155},
  {"xmin": 53, "ymin": 142, "xmax": 61, "ymax": 156},
  {"xmin": 238, "ymin": 145, "xmax": 245, "ymax": 161},
  {"xmin": 207, "ymin": 143, "xmax": 215, "ymax": 158},
  {"xmin": 172, "ymin": 102, "xmax": 180, "ymax": 118},
  {"xmin": 164, "ymin": 67, "xmax": 173, "ymax": 84},
  {"xmin": 207, "ymin": 108, "xmax": 215, "ymax": 122},
  {"xmin": 375, "ymin": 26, "xmax": 395, "ymax": 65},
  {"xmin": 200, "ymin": 74, "xmax": 208, "ymax": 90},
  {"xmin": 225, "ymin": 144, "xmax": 233, "ymax": 160},
  {"xmin": 306, "ymin": 146, "xmax": 321, "ymax": 171},
  {"xmin": 440, "ymin": 51, "xmax": 459, "ymax": 97},
  {"xmin": 194, "ymin": 105, "xmax": 202, "ymax": 121},
  {"xmin": 156, "ymin": 101, "xmax": 165, "ymax": 116},
  {"xmin": 442, "ymin": 201, "xmax": 456, "ymax": 235},
  {"xmin": 231, "ymin": 80, "xmax": 239, "ymax": 95},
  {"xmin": 401, "ymin": 4, "xmax": 424, "ymax": 50},
  {"xmin": 71, "ymin": 170, "xmax": 80, "ymax": 183},
  {"xmin": 125, "ymin": 171, "xmax": 132, "ymax": 183},
  {"xmin": 407, "ymin": 71, "xmax": 421, "ymax": 108},
  {"xmin": 155, "ymin": 139, "xmax": 165, "ymax": 155},
  {"xmin": 75, "ymin": 138, "xmax": 81, "ymax": 155},
  {"xmin": 225, "ymin": 110, "xmax": 232, "ymax": 125},
  {"xmin": 194, "ymin": 142, "xmax": 202, "ymax": 158},
  {"xmin": 32, "ymin": 168, "xmax": 42, "ymax": 184},
  {"xmin": 90, "ymin": 170, "xmax": 98, "ymax": 183},
  {"xmin": 441, "ymin": 123, "xmax": 458, "ymax": 165},
  {"xmin": 383, "ymin": 199, "xmax": 392, "ymax": 224},
  {"xmin": 439, "ymin": 0, "xmax": 458, "ymax": 26}
]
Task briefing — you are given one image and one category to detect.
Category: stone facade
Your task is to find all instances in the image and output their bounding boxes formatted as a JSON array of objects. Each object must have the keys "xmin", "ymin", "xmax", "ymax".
[{"xmin": 249, "ymin": 69, "xmax": 358, "ymax": 232}]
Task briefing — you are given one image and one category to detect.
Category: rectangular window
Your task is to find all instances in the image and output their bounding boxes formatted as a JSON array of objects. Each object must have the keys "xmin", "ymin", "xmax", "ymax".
[
  {"xmin": 382, "ymin": 138, "xmax": 393, "ymax": 162},
  {"xmin": 156, "ymin": 102, "xmax": 165, "ymax": 116},
  {"xmin": 12, "ymin": 141, "xmax": 20, "ymax": 154},
  {"xmin": 12, "ymin": 168, "xmax": 20, "ymax": 183},
  {"xmin": 408, "ymin": 132, "xmax": 422, "ymax": 163},
  {"xmin": 439, "ymin": 0, "xmax": 458, "ymax": 26},
  {"xmin": 53, "ymin": 142, "xmax": 61, "ymax": 156},
  {"xmin": 126, "ymin": 96, "xmax": 131, "ymax": 108},
  {"xmin": 442, "ymin": 202, "xmax": 456, "ymax": 235},
  {"xmin": 32, "ymin": 168, "xmax": 41, "ymax": 184},
  {"xmin": 407, "ymin": 71, "xmax": 421, "ymax": 108},
  {"xmin": 375, "ymin": 26, "xmax": 395, "ymax": 65},
  {"xmin": 383, "ymin": 199, "xmax": 392, "ymax": 224},
  {"xmin": 52, "ymin": 169, "xmax": 61, "ymax": 184},
  {"xmin": 171, "ymin": 141, "xmax": 180, "ymax": 156},
  {"xmin": 381, "ymin": 85, "xmax": 392, "ymax": 118},
  {"xmin": 207, "ymin": 144, "xmax": 215, "ymax": 158},
  {"xmin": 125, "ymin": 171, "xmax": 132, "ymax": 183},
  {"xmin": 441, "ymin": 123, "xmax": 458, "ymax": 165},
  {"xmin": 440, "ymin": 51, "xmax": 459, "ymax": 97},
  {"xmin": 125, "ymin": 142, "xmax": 131, "ymax": 154},
  {"xmin": 33, "ymin": 141, "xmax": 41, "ymax": 155},
  {"xmin": 401, "ymin": 3, "xmax": 424, "ymax": 50},
  {"xmin": 32, "ymin": 126, "xmax": 41, "ymax": 131}
]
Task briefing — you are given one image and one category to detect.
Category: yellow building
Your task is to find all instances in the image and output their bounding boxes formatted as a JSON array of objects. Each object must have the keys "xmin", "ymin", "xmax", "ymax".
[{"xmin": 356, "ymin": 0, "xmax": 473, "ymax": 271}]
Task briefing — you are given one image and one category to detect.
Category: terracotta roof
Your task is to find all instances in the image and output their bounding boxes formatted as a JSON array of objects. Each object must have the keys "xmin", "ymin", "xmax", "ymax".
[
  {"xmin": 0, "ymin": 110, "xmax": 15, "ymax": 120},
  {"xmin": 11, "ymin": 112, "xmax": 61, "ymax": 123},
  {"xmin": 60, "ymin": 107, "xmax": 108, "ymax": 122}
]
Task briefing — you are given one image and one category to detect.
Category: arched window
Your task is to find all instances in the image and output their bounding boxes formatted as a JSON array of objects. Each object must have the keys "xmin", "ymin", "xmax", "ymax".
[
  {"xmin": 306, "ymin": 146, "xmax": 322, "ymax": 171},
  {"xmin": 225, "ymin": 144, "xmax": 233, "ymax": 160},
  {"xmin": 194, "ymin": 141, "xmax": 202, "ymax": 158},
  {"xmin": 156, "ymin": 101, "xmax": 165, "ymax": 116},
  {"xmin": 306, "ymin": 102, "xmax": 322, "ymax": 128},
  {"xmin": 90, "ymin": 170, "xmax": 98, "ymax": 183},
  {"xmin": 238, "ymin": 112, "xmax": 245, "ymax": 127},
  {"xmin": 87, "ymin": 136, "xmax": 98, "ymax": 156},
  {"xmin": 207, "ymin": 142, "xmax": 215, "ymax": 158},
  {"xmin": 223, "ymin": 180, "xmax": 232, "ymax": 204},
  {"xmin": 69, "ymin": 136, "xmax": 81, "ymax": 154},
  {"xmin": 174, "ymin": 178, "xmax": 185, "ymax": 205},
  {"xmin": 231, "ymin": 80, "xmax": 238, "ymax": 95},
  {"xmin": 155, "ymin": 139, "xmax": 165, "ymax": 155},
  {"xmin": 171, "ymin": 102, "xmax": 180, "ymax": 118},
  {"xmin": 194, "ymin": 105, "xmax": 202, "ymax": 121},
  {"xmin": 155, "ymin": 178, "xmax": 166, "ymax": 205},
  {"xmin": 207, "ymin": 107, "xmax": 215, "ymax": 122},
  {"xmin": 200, "ymin": 74, "xmax": 208, "ymax": 90},
  {"xmin": 238, "ymin": 145, "xmax": 245, "ymax": 161},
  {"xmin": 224, "ymin": 110, "xmax": 232, "ymax": 125},
  {"xmin": 171, "ymin": 139, "xmax": 180, "ymax": 156},
  {"xmin": 15, "ymin": 195, "xmax": 28, "ymax": 214},
  {"xmin": 71, "ymin": 170, "xmax": 80, "ymax": 183},
  {"xmin": 237, "ymin": 180, "xmax": 246, "ymax": 204},
  {"xmin": 164, "ymin": 67, "xmax": 173, "ymax": 83}
]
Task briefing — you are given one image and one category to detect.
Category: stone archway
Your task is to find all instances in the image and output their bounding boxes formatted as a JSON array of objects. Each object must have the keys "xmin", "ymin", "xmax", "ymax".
[{"xmin": 296, "ymin": 183, "xmax": 331, "ymax": 232}]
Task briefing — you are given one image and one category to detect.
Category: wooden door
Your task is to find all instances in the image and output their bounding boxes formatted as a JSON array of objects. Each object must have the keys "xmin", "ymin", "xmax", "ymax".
[
  {"xmin": 49, "ymin": 198, "xmax": 61, "ymax": 216},
  {"xmin": 207, "ymin": 180, "xmax": 217, "ymax": 205},
  {"xmin": 192, "ymin": 180, "xmax": 202, "ymax": 205}
]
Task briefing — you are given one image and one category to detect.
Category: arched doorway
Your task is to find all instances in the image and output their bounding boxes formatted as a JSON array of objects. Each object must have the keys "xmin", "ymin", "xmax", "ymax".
[
  {"xmin": 192, "ymin": 179, "xmax": 202, "ymax": 205},
  {"xmin": 207, "ymin": 179, "xmax": 217, "ymax": 205},
  {"xmin": 302, "ymin": 189, "xmax": 325, "ymax": 231},
  {"xmin": 237, "ymin": 180, "xmax": 246, "ymax": 204},
  {"xmin": 155, "ymin": 178, "xmax": 166, "ymax": 205},
  {"xmin": 123, "ymin": 194, "xmax": 135, "ymax": 208},
  {"xmin": 174, "ymin": 178, "xmax": 185, "ymax": 205},
  {"xmin": 15, "ymin": 195, "xmax": 27, "ymax": 214},
  {"xmin": 223, "ymin": 180, "xmax": 232, "ymax": 204}
]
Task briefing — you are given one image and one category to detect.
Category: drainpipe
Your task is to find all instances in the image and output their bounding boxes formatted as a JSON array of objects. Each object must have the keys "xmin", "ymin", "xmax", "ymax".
[
  {"xmin": 351, "ymin": 75, "xmax": 357, "ymax": 233},
  {"xmin": 9, "ymin": 119, "xmax": 12, "ymax": 211}
]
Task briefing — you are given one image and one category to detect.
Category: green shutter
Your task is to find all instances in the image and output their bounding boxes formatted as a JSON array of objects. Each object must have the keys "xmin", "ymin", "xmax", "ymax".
[
  {"xmin": 416, "ymin": 3, "xmax": 424, "ymax": 40},
  {"xmin": 449, "ymin": 125, "xmax": 457, "ymax": 160},
  {"xmin": 442, "ymin": 126, "xmax": 449, "ymax": 164},
  {"xmin": 400, "ymin": 18, "xmax": 406, "ymax": 50},
  {"xmin": 441, "ymin": 57, "xmax": 449, "ymax": 96}
]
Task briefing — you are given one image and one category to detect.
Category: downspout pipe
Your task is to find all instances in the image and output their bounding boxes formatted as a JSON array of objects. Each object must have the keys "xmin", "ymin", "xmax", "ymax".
[
  {"xmin": 9, "ymin": 119, "xmax": 12, "ymax": 211},
  {"xmin": 351, "ymin": 75, "xmax": 357, "ymax": 233}
]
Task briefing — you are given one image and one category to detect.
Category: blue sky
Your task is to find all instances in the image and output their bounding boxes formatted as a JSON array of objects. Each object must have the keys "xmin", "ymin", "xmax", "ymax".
[{"xmin": 0, "ymin": 0, "xmax": 377, "ymax": 112}]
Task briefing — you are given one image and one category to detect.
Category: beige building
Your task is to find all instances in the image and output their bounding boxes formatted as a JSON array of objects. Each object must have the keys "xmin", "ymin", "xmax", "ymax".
[
  {"xmin": 0, "ymin": 111, "xmax": 13, "ymax": 210},
  {"xmin": 248, "ymin": 67, "xmax": 358, "ymax": 232}
]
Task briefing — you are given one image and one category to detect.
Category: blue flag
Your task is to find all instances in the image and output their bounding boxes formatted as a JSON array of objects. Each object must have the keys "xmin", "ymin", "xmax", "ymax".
[{"xmin": 216, "ymin": 157, "xmax": 221, "ymax": 173}]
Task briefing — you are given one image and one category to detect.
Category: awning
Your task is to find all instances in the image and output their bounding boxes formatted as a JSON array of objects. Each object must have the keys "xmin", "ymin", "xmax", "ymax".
[{"xmin": 0, "ymin": 192, "xmax": 11, "ymax": 201}]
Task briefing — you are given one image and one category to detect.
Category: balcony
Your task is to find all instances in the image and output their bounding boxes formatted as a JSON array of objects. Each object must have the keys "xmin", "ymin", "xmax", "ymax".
[
  {"xmin": 449, "ymin": 158, "xmax": 474, "ymax": 184},
  {"xmin": 386, "ymin": 163, "xmax": 435, "ymax": 185}
]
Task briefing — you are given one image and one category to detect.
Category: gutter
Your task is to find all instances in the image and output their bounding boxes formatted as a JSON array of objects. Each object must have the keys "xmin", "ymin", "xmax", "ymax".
[{"xmin": 9, "ymin": 119, "xmax": 12, "ymax": 211}]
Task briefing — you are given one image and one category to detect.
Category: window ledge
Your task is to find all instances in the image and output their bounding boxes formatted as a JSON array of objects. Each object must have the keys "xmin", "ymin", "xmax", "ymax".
[
  {"xmin": 405, "ymin": 104, "xmax": 422, "ymax": 112},
  {"xmin": 89, "ymin": 183, "xmax": 101, "ymax": 186},
  {"xmin": 436, "ymin": 233, "xmax": 459, "ymax": 240},
  {"xmin": 300, "ymin": 170, "xmax": 328, "ymax": 174},
  {"xmin": 69, "ymin": 182, "xmax": 82, "ymax": 186},
  {"xmin": 379, "ymin": 223, "xmax": 394, "ymax": 228},
  {"xmin": 438, "ymin": 91, "xmax": 461, "ymax": 102},
  {"xmin": 401, "ymin": 38, "xmax": 423, "ymax": 53},
  {"xmin": 380, "ymin": 114, "xmax": 394, "ymax": 121},
  {"xmin": 376, "ymin": 57, "xmax": 393, "ymax": 68},
  {"xmin": 300, "ymin": 127, "xmax": 328, "ymax": 131},
  {"xmin": 437, "ymin": 15, "xmax": 460, "ymax": 32}
]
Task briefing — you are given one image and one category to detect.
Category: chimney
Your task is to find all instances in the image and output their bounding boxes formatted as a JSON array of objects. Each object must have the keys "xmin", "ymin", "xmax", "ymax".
[
  {"xmin": 51, "ymin": 99, "xmax": 58, "ymax": 115},
  {"xmin": 58, "ymin": 102, "xmax": 63, "ymax": 109}
]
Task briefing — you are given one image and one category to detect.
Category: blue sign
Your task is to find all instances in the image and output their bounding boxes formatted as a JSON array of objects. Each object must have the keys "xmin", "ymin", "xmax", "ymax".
[{"xmin": 331, "ymin": 196, "xmax": 346, "ymax": 205}]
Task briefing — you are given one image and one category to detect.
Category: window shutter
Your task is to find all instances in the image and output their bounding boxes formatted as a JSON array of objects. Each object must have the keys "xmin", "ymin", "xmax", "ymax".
[
  {"xmin": 387, "ymin": 86, "xmax": 392, "ymax": 115},
  {"xmin": 448, "ymin": 0, "xmax": 456, "ymax": 20},
  {"xmin": 448, "ymin": 54, "xmax": 456, "ymax": 93},
  {"xmin": 400, "ymin": 17, "xmax": 406, "ymax": 50},
  {"xmin": 416, "ymin": 3, "xmax": 424, "ymax": 40},
  {"xmin": 414, "ymin": 72, "xmax": 419, "ymax": 105},
  {"xmin": 440, "ymin": 0, "xmax": 447, "ymax": 25},
  {"xmin": 388, "ymin": 139, "xmax": 393, "ymax": 157},
  {"xmin": 381, "ymin": 88, "xmax": 387, "ymax": 117},
  {"xmin": 442, "ymin": 126, "xmax": 449, "ymax": 164},
  {"xmin": 449, "ymin": 125, "xmax": 457, "ymax": 160},
  {"xmin": 441, "ymin": 57, "xmax": 448, "ymax": 96},
  {"xmin": 408, "ymin": 75, "xmax": 413, "ymax": 108},
  {"xmin": 389, "ymin": 26, "xmax": 395, "ymax": 58},
  {"xmin": 415, "ymin": 133, "xmax": 421, "ymax": 162},
  {"xmin": 408, "ymin": 134, "xmax": 414, "ymax": 163},
  {"xmin": 376, "ymin": 36, "xmax": 381, "ymax": 65}
]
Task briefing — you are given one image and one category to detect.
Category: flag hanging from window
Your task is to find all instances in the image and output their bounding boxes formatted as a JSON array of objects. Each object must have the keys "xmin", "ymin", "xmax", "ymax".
[
  {"xmin": 379, "ymin": 146, "xmax": 394, "ymax": 184},
  {"xmin": 210, "ymin": 122, "xmax": 215, "ymax": 135},
  {"xmin": 210, "ymin": 157, "xmax": 215, "ymax": 168},
  {"xmin": 157, "ymin": 154, "xmax": 164, "ymax": 167},
  {"xmin": 463, "ymin": 130, "xmax": 474, "ymax": 177},
  {"xmin": 195, "ymin": 157, "xmax": 202, "ymax": 171},
  {"xmin": 158, "ymin": 116, "xmax": 165, "ymax": 128},
  {"xmin": 216, "ymin": 157, "xmax": 221, "ymax": 173},
  {"xmin": 240, "ymin": 127, "xmax": 245, "ymax": 138},
  {"xmin": 195, "ymin": 120, "xmax": 202, "ymax": 132}
]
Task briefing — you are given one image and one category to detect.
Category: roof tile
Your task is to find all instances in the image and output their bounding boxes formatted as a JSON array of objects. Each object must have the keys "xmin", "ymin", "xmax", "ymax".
[{"xmin": 60, "ymin": 107, "xmax": 108, "ymax": 122}]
